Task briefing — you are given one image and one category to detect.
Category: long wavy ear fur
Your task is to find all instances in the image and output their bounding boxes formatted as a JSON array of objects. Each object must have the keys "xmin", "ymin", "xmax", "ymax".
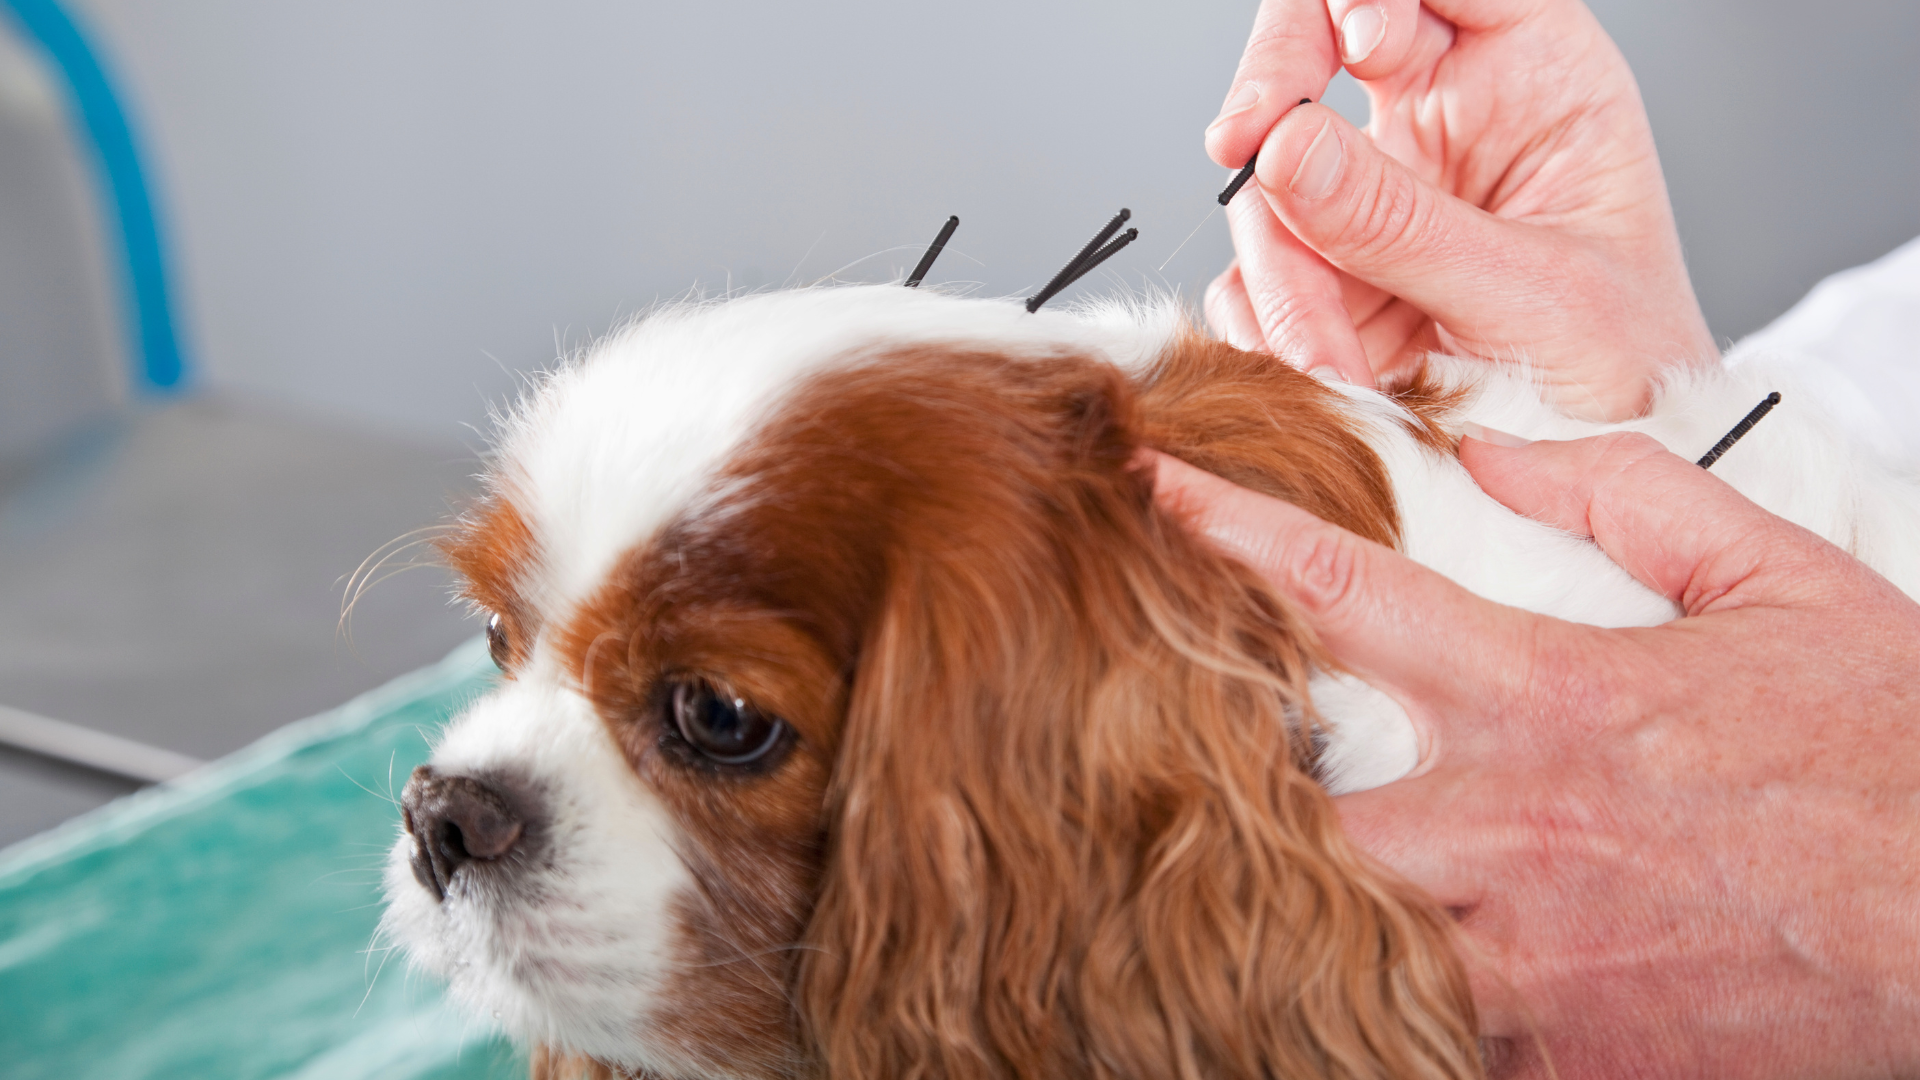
[{"xmin": 796, "ymin": 357, "xmax": 1481, "ymax": 1080}]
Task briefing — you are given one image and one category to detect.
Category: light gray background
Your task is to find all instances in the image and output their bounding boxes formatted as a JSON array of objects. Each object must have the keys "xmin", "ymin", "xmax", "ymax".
[
  {"xmin": 0, "ymin": 0, "xmax": 1915, "ymax": 845},
  {"xmin": 70, "ymin": 0, "xmax": 1920, "ymax": 443}
]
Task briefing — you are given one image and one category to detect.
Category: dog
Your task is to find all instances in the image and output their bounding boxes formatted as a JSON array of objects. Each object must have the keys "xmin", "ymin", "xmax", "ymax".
[{"xmin": 382, "ymin": 284, "xmax": 1920, "ymax": 1079}]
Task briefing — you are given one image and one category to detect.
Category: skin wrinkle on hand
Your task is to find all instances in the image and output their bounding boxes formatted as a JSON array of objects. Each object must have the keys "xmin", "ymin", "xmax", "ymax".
[
  {"xmin": 1219, "ymin": 183, "xmax": 1370, "ymax": 379},
  {"xmin": 1196, "ymin": 3, "xmax": 1920, "ymax": 1068},
  {"xmin": 1158, "ymin": 430, "xmax": 1920, "ymax": 1075}
]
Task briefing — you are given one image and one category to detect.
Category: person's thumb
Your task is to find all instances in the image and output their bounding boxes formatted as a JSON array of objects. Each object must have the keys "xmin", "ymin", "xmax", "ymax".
[
  {"xmin": 1460, "ymin": 431, "xmax": 1848, "ymax": 614},
  {"xmin": 1253, "ymin": 106, "xmax": 1576, "ymax": 347},
  {"xmin": 1148, "ymin": 450, "xmax": 1539, "ymax": 721}
]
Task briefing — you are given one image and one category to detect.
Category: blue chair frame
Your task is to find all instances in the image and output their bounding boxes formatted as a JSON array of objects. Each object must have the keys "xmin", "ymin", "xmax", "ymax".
[{"xmin": 1, "ymin": 0, "xmax": 187, "ymax": 394}]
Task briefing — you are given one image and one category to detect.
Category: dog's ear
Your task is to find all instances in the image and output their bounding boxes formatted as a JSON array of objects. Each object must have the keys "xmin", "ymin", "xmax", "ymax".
[{"xmin": 794, "ymin": 410, "xmax": 1482, "ymax": 1080}]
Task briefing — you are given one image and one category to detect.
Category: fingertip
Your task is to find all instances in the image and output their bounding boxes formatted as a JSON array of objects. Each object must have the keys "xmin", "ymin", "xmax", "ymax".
[
  {"xmin": 1205, "ymin": 82, "xmax": 1267, "ymax": 168},
  {"xmin": 1219, "ymin": 177, "xmax": 1369, "ymax": 374},
  {"xmin": 1204, "ymin": 262, "xmax": 1268, "ymax": 352},
  {"xmin": 1252, "ymin": 102, "xmax": 1355, "ymax": 208},
  {"xmin": 1318, "ymin": 355, "xmax": 1377, "ymax": 389},
  {"xmin": 1457, "ymin": 423, "xmax": 1532, "ymax": 450},
  {"xmin": 1206, "ymin": 0, "xmax": 1343, "ymax": 166},
  {"xmin": 1207, "ymin": 88, "xmax": 1325, "ymax": 172},
  {"xmin": 1306, "ymin": 361, "xmax": 1373, "ymax": 390},
  {"xmin": 1144, "ymin": 449, "xmax": 1212, "ymax": 517},
  {"xmin": 1145, "ymin": 452, "xmax": 1323, "ymax": 583},
  {"xmin": 1152, "ymin": 454, "xmax": 1374, "ymax": 636},
  {"xmin": 1460, "ymin": 432, "xmax": 1662, "ymax": 538},
  {"xmin": 1461, "ymin": 431, "xmax": 1832, "ymax": 612},
  {"xmin": 1147, "ymin": 450, "xmax": 1258, "ymax": 529},
  {"xmin": 1327, "ymin": 0, "xmax": 1423, "ymax": 79},
  {"xmin": 1203, "ymin": 260, "xmax": 1237, "ymax": 308}
]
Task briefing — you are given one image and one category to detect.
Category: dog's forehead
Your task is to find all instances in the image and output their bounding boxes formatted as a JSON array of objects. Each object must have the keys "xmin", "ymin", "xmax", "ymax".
[{"xmin": 492, "ymin": 286, "xmax": 1183, "ymax": 620}]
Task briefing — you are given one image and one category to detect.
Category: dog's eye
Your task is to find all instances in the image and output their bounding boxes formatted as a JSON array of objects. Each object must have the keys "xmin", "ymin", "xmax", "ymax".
[
  {"xmin": 486, "ymin": 612, "xmax": 510, "ymax": 671},
  {"xmin": 669, "ymin": 680, "xmax": 789, "ymax": 767}
]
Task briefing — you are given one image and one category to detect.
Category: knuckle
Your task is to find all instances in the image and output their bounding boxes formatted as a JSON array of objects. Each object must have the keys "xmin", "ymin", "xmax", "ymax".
[
  {"xmin": 1287, "ymin": 526, "xmax": 1366, "ymax": 617},
  {"xmin": 1247, "ymin": 285, "xmax": 1340, "ymax": 364},
  {"xmin": 1581, "ymin": 430, "xmax": 1675, "ymax": 509},
  {"xmin": 1203, "ymin": 282, "xmax": 1226, "ymax": 320},
  {"xmin": 1590, "ymin": 429, "xmax": 1666, "ymax": 463},
  {"xmin": 1240, "ymin": 12, "xmax": 1323, "ymax": 69},
  {"xmin": 1339, "ymin": 160, "xmax": 1436, "ymax": 264},
  {"xmin": 1251, "ymin": 284, "xmax": 1313, "ymax": 336},
  {"xmin": 1204, "ymin": 268, "xmax": 1237, "ymax": 311}
]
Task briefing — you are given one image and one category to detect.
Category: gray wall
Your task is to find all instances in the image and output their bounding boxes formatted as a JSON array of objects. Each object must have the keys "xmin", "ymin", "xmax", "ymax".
[
  {"xmin": 1591, "ymin": 0, "xmax": 1920, "ymax": 348},
  {"xmin": 70, "ymin": 0, "xmax": 1920, "ymax": 444}
]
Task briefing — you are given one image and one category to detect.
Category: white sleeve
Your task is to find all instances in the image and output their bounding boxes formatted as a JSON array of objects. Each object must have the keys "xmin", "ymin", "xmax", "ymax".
[{"xmin": 1724, "ymin": 235, "xmax": 1920, "ymax": 464}]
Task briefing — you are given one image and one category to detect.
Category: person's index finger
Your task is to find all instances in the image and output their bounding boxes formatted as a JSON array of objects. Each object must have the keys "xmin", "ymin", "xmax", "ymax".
[
  {"xmin": 1221, "ymin": 174, "xmax": 1373, "ymax": 383},
  {"xmin": 1413, "ymin": 0, "xmax": 1557, "ymax": 34},
  {"xmin": 1149, "ymin": 451, "xmax": 1529, "ymax": 715},
  {"xmin": 1204, "ymin": 0, "xmax": 1340, "ymax": 169},
  {"xmin": 1460, "ymin": 433, "xmax": 1843, "ymax": 616}
]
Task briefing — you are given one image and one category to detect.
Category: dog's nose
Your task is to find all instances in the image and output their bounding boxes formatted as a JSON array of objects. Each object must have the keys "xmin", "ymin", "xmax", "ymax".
[{"xmin": 401, "ymin": 765, "xmax": 525, "ymax": 901}]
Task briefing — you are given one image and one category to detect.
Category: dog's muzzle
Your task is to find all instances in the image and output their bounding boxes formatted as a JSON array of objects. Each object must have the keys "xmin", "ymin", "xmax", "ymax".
[{"xmin": 401, "ymin": 765, "xmax": 532, "ymax": 900}]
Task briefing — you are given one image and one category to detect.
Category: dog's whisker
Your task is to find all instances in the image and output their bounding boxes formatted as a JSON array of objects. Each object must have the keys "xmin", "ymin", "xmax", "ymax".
[
  {"xmin": 782, "ymin": 229, "xmax": 829, "ymax": 290},
  {"xmin": 338, "ymin": 764, "xmax": 402, "ymax": 808},
  {"xmin": 355, "ymin": 942, "xmax": 400, "ymax": 1018},
  {"xmin": 812, "ymin": 243, "xmax": 931, "ymax": 287},
  {"xmin": 339, "ymin": 526, "xmax": 456, "ymax": 647}
]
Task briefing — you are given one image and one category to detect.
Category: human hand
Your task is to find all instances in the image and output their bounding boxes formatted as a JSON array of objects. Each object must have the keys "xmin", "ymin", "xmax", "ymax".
[
  {"xmin": 1202, "ymin": 0, "xmax": 1717, "ymax": 420},
  {"xmin": 1151, "ymin": 438, "xmax": 1920, "ymax": 1077}
]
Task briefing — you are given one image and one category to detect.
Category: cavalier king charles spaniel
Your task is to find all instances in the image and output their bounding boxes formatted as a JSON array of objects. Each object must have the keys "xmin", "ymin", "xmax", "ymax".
[{"xmin": 382, "ymin": 285, "xmax": 1920, "ymax": 1080}]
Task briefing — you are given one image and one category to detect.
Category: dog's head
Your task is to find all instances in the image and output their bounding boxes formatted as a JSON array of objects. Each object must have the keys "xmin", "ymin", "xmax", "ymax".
[{"xmin": 384, "ymin": 286, "xmax": 1478, "ymax": 1079}]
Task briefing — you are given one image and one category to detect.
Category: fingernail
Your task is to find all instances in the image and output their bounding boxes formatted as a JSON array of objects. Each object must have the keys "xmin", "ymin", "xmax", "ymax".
[
  {"xmin": 1210, "ymin": 82, "xmax": 1262, "ymax": 129},
  {"xmin": 1290, "ymin": 120, "xmax": 1344, "ymax": 201},
  {"xmin": 1308, "ymin": 365, "xmax": 1346, "ymax": 383},
  {"xmin": 1460, "ymin": 421, "xmax": 1532, "ymax": 448},
  {"xmin": 1339, "ymin": 5, "xmax": 1387, "ymax": 65}
]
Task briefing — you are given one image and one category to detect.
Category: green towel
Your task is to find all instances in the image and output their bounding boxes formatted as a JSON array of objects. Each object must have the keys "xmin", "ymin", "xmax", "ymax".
[{"xmin": 0, "ymin": 637, "xmax": 526, "ymax": 1079}]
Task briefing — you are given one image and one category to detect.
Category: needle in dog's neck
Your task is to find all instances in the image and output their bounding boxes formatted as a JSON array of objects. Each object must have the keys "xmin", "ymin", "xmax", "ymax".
[
  {"xmin": 1157, "ymin": 204, "xmax": 1219, "ymax": 273},
  {"xmin": 1162, "ymin": 98, "xmax": 1311, "ymax": 274},
  {"xmin": 1697, "ymin": 392, "xmax": 1782, "ymax": 469}
]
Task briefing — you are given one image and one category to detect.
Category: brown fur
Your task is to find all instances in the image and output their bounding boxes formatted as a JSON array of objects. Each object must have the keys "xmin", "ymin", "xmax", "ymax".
[
  {"xmin": 440, "ymin": 493, "xmax": 539, "ymax": 672},
  {"xmin": 452, "ymin": 334, "xmax": 1480, "ymax": 1078},
  {"xmin": 1136, "ymin": 336, "xmax": 1403, "ymax": 547},
  {"xmin": 1387, "ymin": 365, "xmax": 1470, "ymax": 456}
]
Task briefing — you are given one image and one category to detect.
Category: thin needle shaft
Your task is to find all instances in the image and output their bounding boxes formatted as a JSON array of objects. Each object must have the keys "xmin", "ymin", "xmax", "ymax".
[
  {"xmin": 904, "ymin": 215, "xmax": 959, "ymax": 287},
  {"xmin": 1697, "ymin": 392, "xmax": 1782, "ymax": 469},
  {"xmin": 1027, "ymin": 209, "xmax": 1133, "ymax": 313}
]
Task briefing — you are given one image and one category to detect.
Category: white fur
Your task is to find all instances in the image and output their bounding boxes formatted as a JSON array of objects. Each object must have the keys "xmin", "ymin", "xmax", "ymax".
[
  {"xmin": 496, "ymin": 288, "xmax": 1185, "ymax": 619},
  {"xmin": 1314, "ymin": 354, "xmax": 1920, "ymax": 792},
  {"xmin": 386, "ymin": 283, "xmax": 1920, "ymax": 1059},
  {"xmin": 382, "ymin": 656, "xmax": 697, "ymax": 1072}
]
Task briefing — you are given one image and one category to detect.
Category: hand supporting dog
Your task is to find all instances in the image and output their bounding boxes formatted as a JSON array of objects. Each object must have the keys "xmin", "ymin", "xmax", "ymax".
[
  {"xmin": 1153, "ymin": 435, "xmax": 1920, "ymax": 1078},
  {"xmin": 1203, "ymin": 0, "xmax": 1715, "ymax": 419}
]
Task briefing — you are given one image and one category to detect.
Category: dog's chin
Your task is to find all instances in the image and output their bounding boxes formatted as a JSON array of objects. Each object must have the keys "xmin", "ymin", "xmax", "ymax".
[
  {"xmin": 378, "ymin": 681, "xmax": 705, "ymax": 1073},
  {"xmin": 381, "ymin": 841, "xmax": 682, "ymax": 1070}
]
